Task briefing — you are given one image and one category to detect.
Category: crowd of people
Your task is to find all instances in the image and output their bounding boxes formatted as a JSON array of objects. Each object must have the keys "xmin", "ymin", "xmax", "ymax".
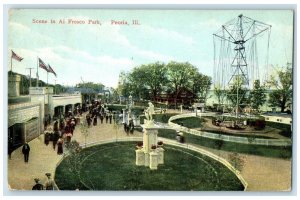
[
  {"xmin": 15, "ymin": 100, "xmax": 139, "ymax": 190},
  {"xmin": 85, "ymin": 100, "xmax": 115, "ymax": 127},
  {"xmin": 44, "ymin": 106, "xmax": 83, "ymax": 155}
]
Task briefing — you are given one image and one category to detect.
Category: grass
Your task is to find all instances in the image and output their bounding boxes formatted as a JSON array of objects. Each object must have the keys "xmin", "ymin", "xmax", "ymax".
[
  {"xmin": 172, "ymin": 117, "xmax": 206, "ymax": 128},
  {"xmin": 157, "ymin": 129, "xmax": 292, "ymax": 159},
  {"xmin": 265, "ymin": 121, "xmax": 292, "ymax": 138},
  {"xmin": 55, "ymin": 142, "xmax": 244, "ymax": 191}
]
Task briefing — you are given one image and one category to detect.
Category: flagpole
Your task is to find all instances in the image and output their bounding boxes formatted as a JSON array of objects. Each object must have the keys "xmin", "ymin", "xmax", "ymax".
[
  {"xmin": 47, "ymin": 71, "xmax": 49, "ymax": 118},
  {"xmin": 10, "ymin": 51, "xmax": 13, "ymax": 75},
  {"xmin": 36, "ymin": 57, "xmax": 39, "ymax": 87}
]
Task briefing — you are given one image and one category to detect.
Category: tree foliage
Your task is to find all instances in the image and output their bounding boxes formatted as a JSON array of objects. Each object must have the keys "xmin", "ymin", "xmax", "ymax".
[
  {"xmin": 248, "ymin": 80, "xmax": 267, "ymax": 111},
  {"xmin": 65, "ymin": 140, "xmax": 83, "ymax": 176},
  {"xmin": 213, "ymin": 84, "xmax": 226, "ymax": 111},
  {"xmin": 226, "ymin": 76, "xmax": 248, "ymax": 108},
  {"xmin": 76, "ymin": 82, "xmax": 104, "ymax": 92},
  {"xmin": 166, "ymin": 61, "xmax": 197, "ymax": 101},
  {"xmin": 117, "ymin": 61, "xmax": 212, "ymax": 106},
  {"xmin": 191, "ymin": 70, "xmax": 212, "ymax": 103},
  {"xmin": 267, "ymin": 67, "xmax": 292, "ymax": 112},
  {"xmin": 9, "ymin": 71, "xmax": 67, "ymax": 95}
]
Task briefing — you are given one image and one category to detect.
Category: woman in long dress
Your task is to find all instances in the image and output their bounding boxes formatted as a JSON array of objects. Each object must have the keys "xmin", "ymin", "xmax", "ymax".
[{"xmin": 57, "ymin": 138, "xmax": 64, "ymax": 155}]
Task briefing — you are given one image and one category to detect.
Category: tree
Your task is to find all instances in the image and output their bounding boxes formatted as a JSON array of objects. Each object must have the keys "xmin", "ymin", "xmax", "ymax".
[
  {"xmin": 80, "ymin": 122, "xmax": 89, "ymax": 148},
  {"xmin": 267, "ymin": 67, "xmax": 292, "ymax": 112},
  {"xmin": 213, "ymin": 84, "xmax": 226, "ymax": 111},
  {"xmin": 128, "ymin": 62, "xmax": 167, "ymax": 100},
  {"xmin": 65, "ymin": 140, "xmax": 83, "ymax": 176},
  {"xmin": 248, "ymin": 80, "xmax": 267, "ymax": 111},
  {"xmin": 166, "ymin": 61, "xmax": 198, "ymax": 107},
  {"xmin": 191, "ymin": 72, "xmax": 212, "ymax": 103},
  {"xmin": 76, "ymin": 82, "xmax": 104, "ymax": 92},
  {"xmin": 226, "ymin": 76, "xmax": 248, "ymax": 110}
]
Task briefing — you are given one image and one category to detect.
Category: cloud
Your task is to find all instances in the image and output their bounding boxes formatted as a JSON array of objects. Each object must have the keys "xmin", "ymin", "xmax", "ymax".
[
  {"xmin": 198, "ymin": 19, "xmax": 223, "ymax": 29},
  {"xmin": 142, "ymin": 25, "xmax": 195, "ymax": 46},
  {"xmin": 9, "ymin": 22, "xmax": 31, "ymax": 32},
  {"xmin": 8, "ymin": 46, "xmax": 135, "ymax": 87}
]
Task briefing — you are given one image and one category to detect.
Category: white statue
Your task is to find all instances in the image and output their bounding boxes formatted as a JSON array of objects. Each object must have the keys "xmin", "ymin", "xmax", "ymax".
[{"xmin": 145, "ymin": 102, "xmax": 155, "ymax": 121}]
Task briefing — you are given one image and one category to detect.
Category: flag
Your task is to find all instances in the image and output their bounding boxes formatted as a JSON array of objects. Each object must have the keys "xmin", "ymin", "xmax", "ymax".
[
  {"xmin": 39, "ymin": 58, "xmax": 49, "ymax": 72},
  {"xmin": 11, "ymin": 50, "xmax": 23, "ymax": 62},
  {"xmin": 48, "ymin": 64, "xmax": 57, "ymax": 77}
]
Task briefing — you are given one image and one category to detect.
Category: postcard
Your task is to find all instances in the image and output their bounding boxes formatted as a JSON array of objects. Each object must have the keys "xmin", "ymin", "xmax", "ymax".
[{"xmin": 6, "ymin": 9, "xmax": 293, "ymax": 192}]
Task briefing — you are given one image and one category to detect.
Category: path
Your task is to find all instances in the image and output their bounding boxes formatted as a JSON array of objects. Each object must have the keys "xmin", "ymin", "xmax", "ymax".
[{"xmin": 7, "ymin": 119, "xmax": 142, "ymax": 190}]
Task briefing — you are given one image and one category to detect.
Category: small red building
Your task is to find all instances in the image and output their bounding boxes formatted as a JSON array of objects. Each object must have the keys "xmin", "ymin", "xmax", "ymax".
[{"xmin": 154, "ymin": 88, "xmax": 197, "ymax": 107}]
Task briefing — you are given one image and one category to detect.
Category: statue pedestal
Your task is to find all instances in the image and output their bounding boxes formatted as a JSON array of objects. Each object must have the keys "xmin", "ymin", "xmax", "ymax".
[
  {"xmin": 135, "ymin": 148, "xmax": 145, "ymax": 166},
  {"xmin": 149, "ymin": 151, "xmax": 158, "ymax": 170},
  {"xmin": 157, "ymin": 147, "xmax": 165, "ymax": 164},
  {"xmin": 144, "ymin": 152, "xmax": 150, "ymax": 166},
  {"xmin": 143, "ymin": 126, "xmax": 158, "ymax": 152},
  {"xmin": 135, "ymin": 120, "xmax": 164, "ymax": 170}
]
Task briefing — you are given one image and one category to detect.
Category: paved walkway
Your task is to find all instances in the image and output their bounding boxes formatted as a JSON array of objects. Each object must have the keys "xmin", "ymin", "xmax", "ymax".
[{"xmin": 7, "ymin": 113, "xmax": 291, "ymax": 191}]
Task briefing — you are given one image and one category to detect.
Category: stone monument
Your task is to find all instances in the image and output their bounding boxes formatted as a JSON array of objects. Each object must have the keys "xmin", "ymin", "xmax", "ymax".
[{"xmin": 135, "ymin": 102, "xmax": 164, "ymax": 170}]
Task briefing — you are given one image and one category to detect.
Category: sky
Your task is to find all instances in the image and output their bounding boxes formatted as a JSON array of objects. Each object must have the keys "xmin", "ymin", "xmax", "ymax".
[{"xmin": 8, "ymin": 9, "xmax": 294, "ymax": 88}]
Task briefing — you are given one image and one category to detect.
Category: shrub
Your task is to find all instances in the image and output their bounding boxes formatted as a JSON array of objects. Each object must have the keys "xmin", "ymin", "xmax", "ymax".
[
  {"xmin": 255, "ymin": 119, "xmax": 266, "ymax": 130},
  {"xmin": 137, "ymin": 141, "xmax": 143, "ymax": 147}
]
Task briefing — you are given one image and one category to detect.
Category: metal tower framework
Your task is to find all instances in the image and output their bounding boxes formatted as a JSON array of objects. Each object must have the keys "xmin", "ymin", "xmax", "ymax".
[{"xmin": 213, "ymin": 14, "xmax": 271, "ymax": 118}]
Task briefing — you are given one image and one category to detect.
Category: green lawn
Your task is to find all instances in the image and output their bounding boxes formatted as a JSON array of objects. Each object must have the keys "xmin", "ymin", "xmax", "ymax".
[
  {"xmin": 172, "ymin": 117, "xmax": 206, "ymax": 128},
  {"xmin": 55, "ymin": 142, "xmax": 244, "ymax": 191},
  {"xmin": 157, "ymin": 129, "xmax": 292, "ymax": 159}
]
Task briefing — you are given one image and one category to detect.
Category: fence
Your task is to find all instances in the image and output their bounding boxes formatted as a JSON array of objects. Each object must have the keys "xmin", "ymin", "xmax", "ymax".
[
  {"xmin": 168, "ymin": 113, "xmax": 292, "ymax": 147},
  {"xmin": 160, "ymin": 138, "xmax": 248, "ymax": 191}
]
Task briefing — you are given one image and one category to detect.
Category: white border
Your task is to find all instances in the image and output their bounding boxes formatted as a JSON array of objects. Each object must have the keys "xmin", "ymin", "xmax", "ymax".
[{"xmin": 1, "ymin": 1, "xmax": 299, "ymax": 200}]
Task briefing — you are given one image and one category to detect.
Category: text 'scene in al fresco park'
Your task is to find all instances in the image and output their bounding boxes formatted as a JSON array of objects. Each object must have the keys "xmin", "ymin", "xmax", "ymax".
[{"xmin": 32, "ymin": 19, "xmax": 141, "ymax": 26}]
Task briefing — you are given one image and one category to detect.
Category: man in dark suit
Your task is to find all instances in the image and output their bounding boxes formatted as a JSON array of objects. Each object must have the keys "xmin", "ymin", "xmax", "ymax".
[
  {"xmin": 32, "ymin": 178, "xmax": 44, "ymax": 190},
  {"xmin": 22, "ymin": 142, "xmax": 30, "ymax": 163}
]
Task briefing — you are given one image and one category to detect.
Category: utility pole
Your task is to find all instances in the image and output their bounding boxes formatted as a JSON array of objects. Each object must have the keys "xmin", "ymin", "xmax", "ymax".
[
  {"xmin": 54, "ymin": 79, "xmax": 56, "ymax": 94},
  {"xmin": 26, "ymin": 68, "xmax": 34, "ymax": 87}
]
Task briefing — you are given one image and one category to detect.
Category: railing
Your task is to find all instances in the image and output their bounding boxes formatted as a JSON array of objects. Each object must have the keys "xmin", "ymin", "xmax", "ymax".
[
  {"xmin": 159, "ymin": 138, "xmax": 248, "ymax": 191},
  {"xmin": 168, "ymin": 113, "xmax": 292, "ymax": 147}
]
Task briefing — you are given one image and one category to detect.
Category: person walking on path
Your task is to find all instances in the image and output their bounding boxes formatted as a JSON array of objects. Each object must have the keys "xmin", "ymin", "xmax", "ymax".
[
  {"xmin": 93, "ymin": 116, "xmax": 97, "ymax": 126},
  {"xmin": 44, "ymin": 173, "xmax": 57, "ymax": 190},
  {"xmin": 22, "ymin": 142, "xmax": 30, "ymax": 163},
  {"xmin": 52, "ymin": 131, "xmax": 59, "ymax": 150},
  {"xmin": 109, "ymin": 112, "xmax": 112, "ymax": 124},
  {"xmin": 105, "ymin": 114, "xmax": 109, "ymax": 123},
  {"xmin": 57, "ymin": 138, "xmax": 64, "ymax": 155},
  {"xmin": 32, "ymin": 178, "xmax": 44, "ymax": 190},
  {"xmin": 8, "ymin": 136, "xmax": 13, "ymax": 159},
  {"xmin": 100, "ymin": 114, "xmax": 104, "ymax": 124}
]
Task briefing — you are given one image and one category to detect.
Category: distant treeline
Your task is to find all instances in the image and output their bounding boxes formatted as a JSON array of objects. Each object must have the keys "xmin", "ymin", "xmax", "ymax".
[{"xmin": 8, "ymin": 71, "xmax": 67, "ymax": 95}]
